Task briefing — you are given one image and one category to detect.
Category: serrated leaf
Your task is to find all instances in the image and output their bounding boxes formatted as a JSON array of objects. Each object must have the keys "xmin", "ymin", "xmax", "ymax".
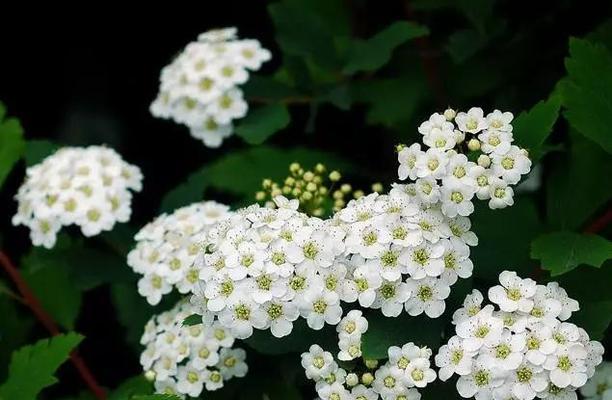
[
  {"xmin": 108, "ymin": 375, "xmax": 153, "ymax": 400},
  {"xmin": 0, "ymin": 298, "xmax": 34, "ymax": 380},
  {"xmin": 512, "ymin": 96, "xmax": 561, "ymax": 162},
  {"xmin": 546, "ymin": 133, "xmax": 612, "ymax": 230},
  {"xmin": 235, "ymin": 104, "xmax": 291, "ymax": 145},
  {"xmin": 0, "ymin": 333, "xmax": 83, "ymax": 400},
  {"xmin": 160, "ymin": 146, "xmax": 356, "ymax": 211},
  {"xmin": 343, "ymin": 21, "xmax": 428, "ymax": 74},
  {"xmin": 24, "ymin": 139, "xmax": 59, "ymax": 166},
  {"xmin": 361, "ymin": 311, "xmax": 444, "ymax": 359},
  {"xmin": 531, "ymin": 231, "xmax": 612, "ymax": 276},
  {"xmin": 0, "ymin": 102, "xmax": 25, "ymax": 189},
  {"xmin": 561, "ymin": 38, "xmax": 612, "ymax": 154}
]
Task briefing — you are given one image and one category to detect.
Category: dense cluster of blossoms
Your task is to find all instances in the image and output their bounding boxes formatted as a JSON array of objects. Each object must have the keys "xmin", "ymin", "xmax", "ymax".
[
  {"xmin": 188, "ymin": 187, "xmax": 478, "ymax": 341},
  {"xmin": 12, "ymin": 146, "xmax": 142, "ymax": 248},
  {"xmin": 301, "ymin": 326, "xmax": 436, "ymax": 400},
  {"xmin": 581, "ymin": 362, "xmax": 612, "ymax": 400},
  {"xmin": 334, "ymin": 186, "xmax": 476, "ymax": 319},
  {"xmin": 140, "ymin": 301, "xmax": 247, "ymax": 398},
  {"xmin": 127, "ymin": 201, "xmax": 233, "ymax": 305},
  {"xmin": 397, "ymin": 108, "xmax": 532, "ymax": 217},
  {"xmin": 150, "ymin": 27, "xmax": 271, "ymax": 147},
  {"xmin": 435, "ymin": 271, "xmax": 604, "ymax": 400}
]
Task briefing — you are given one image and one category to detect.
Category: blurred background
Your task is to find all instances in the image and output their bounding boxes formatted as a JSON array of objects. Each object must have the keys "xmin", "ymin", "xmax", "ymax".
[{"xmin": 0, "ymin": 1, "xmax": 610, "ymax": 398}]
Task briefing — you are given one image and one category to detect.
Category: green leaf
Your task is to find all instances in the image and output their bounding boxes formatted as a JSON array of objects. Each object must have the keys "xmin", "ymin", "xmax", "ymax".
[
  {"xmin": 471, "ymin": 199, "xmax": 544, "ymax": 282},
  {"xmin": 243, "ymin": 76, "xmax": 302, "ymax": 101},
  {"xmin": 268, "ymin": 2, "xmax": 341, "ymax": 70},
  {"xmin": 235, "ymin": 104, "xmax": 291, "ymax": 145},
  {"xmin": 0, "ymin": 333, "xmax": 83, "ymax": 400},
  {"xmin": 182, "ymin": 314, "xmax": 202, "ymax": 326},
  {"xmin": 132, "ymin": 395, "xmax": 182, "ymax": 400},
  {"xmin": 21, "ymin": 260, "xmax": 81, "ymax": 330},
  {"xmin": 561, "ymin": 38, "xmax": 612, "ymax": 154},
  {"xmin": 245, "ymin": 319, "xmax": 337, "ymax": 355},
  {"xmin": 160, "ymin": 146, "xmax": 356, "ymax": 211},
  {"xmin": 546, "ymin": 133, "xmax": 612, "ymax": 230},
  {"xmin": 24, "ymin": 139, "xmax": 59, "ymax": 166},
  {"xmin": 108, "ymin": 375, "xmax": 153, "ymax": 400},
  {"xmin": 351, "ymin": 77, "xmax": 427, "ymax": 128},
  {"xmin": 361, "ymin": 312, "xmax": 444, "ymax": 359},
  {"xmin": 0, "ymin": 298, "xmax": 34, "ymax": 380},
  {"xmin": 531, "ymin": 231, "xmax": 612, "ymax": 276},
  {"xmin": 343, "ymin": 21, "xmax": 428, "ymax": 74},
  {"xmin": 446, "ymin": 29, "xmax": 489, "ymax": 64},
  {"xmin": 512, "ymin": 96, "xmax": 561, "ymax": 162},
  {"xmin": 0, "ymin": 102, "xmax": 25, "ymax": 189}
]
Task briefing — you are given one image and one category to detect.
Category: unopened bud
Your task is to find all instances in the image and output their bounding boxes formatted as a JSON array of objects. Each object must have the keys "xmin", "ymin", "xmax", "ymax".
[
  {"xmin": 454, "ymin": 129, "xmax": 465, "ymax": 144},
  {"xmin": 329, "ymin": 171, "xmax": 341, "ymax": 182},
  {"xmin": 395, "ymin": 143, "xmax": 406, "ymax": 153},
  {"xmin": 371, "ymin": 182, "xmax": 384, "ymax": 193},
  {"xmin": 467, "ymin": 138, "xmax": 481, "ymax": 151},
  {"xmin": 346, "ymin": 373, "xmax": 359, "ymax": 387},
  {"xmin": 364, "ymin": 359, "xmax": 379, "ymax": 369},
  {"xmin": 255, "ymin": 191, "xmax": 266, "ymax": 201},
  {"xmin": 444, "ymin": 108, "xmax": 456, "ymax": 120},
  {"xmin": 315, "ymin": 163, "xmax": 326, "ymax": 174},
  {"xmin": 303, "ymin": 171, "xmax": 314, "ymax": 182},
  {"xmin": 361, "ymin": 372, "xmax": 374, "ymax": 386},
  {"xmin": 144, "ymin": 370, "xmax": 156, "ymax": 382},
  {"xmin": 477, "ymin": 154, "xmax": 491, "ymax": 168},
  {"xmin": 353, "ymin": 190, "xmax": 364, "ymax": 199},
  {"xmin": 340, "ymin": 184, "xmax": 352, "ymax": 194}
]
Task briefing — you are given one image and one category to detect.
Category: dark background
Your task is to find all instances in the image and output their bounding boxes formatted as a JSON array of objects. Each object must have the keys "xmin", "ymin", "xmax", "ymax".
[{"xmin": 0, "ymin": 1, "xmax": 610, "ymax": 398}]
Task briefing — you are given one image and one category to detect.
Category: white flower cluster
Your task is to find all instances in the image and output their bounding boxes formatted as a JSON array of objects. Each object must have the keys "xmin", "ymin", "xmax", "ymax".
[
  {"xmin": 12, "ymin": 146, "xmax": 142, "ymax": 248},
  {"xmin": 301, "ymin": 338, "xmax": 436, "ymax": 400},
  {"xmin": 140, "ymin": 301, "xmax": 247, "ymax": 399},
  {"xmin": 189, "ymin": 191, "xmax": 478, "ymax": 340},
  {"xmin": 127, "ymin": 201, "xmax": 233, "ymax": 305},
  {"xmin": 435, "ymin": 271, "xmax": 604, "ymax": 400},
  {"xmin": 335, "ymin": 187, "xmax": 477, "ymax": 319},
  {"xmin": 337, "ymin": 310, "xmax": 369, "ymax": 361},
  {"xmin": 581, "ymin": 362, "xmax": 612, "ymax": 400},
  {"xmin": 150, "ymin": 27, "xmax": 271, "ymax": 148},
  {"xmin": 398, "ymin": 108, "xmax": 532, "ymax": 217},
  {"xmin": 190, "ymin": 196, "xmax": 346, "ymax": 339}
]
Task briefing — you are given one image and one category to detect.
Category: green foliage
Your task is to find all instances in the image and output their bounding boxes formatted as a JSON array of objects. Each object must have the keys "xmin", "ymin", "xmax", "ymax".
[
  {"xmin": 235, "ymin": 104, "xmax": 291, "ymax": 145},
  {"xmin": 512, "ymin": 96, "xmax": 561, "ymax": 161},
  {"xmin": 361, "ymin": 312, "xmax": 445, "ymax": 359},
  {"xmin": 343, "ymin": 21, "xmax": 429, "ymax": 74},
  {"xmin": 181, "ymin": 314, "xmax": 202, "ymax": 326},
  {"xmin": 0, "ymin": 102, "xmax": 25, "ymax": 189},
  {"xmin": 532, "ymin": 231, "xmax": 612, "ymax": 276},
  {"xmin": 161, "ymin": 146, "xmax": 356, "ymax": 211},
  {"xmin": 0, "ymin": 298, "xmax": 34, "ymax": 380},
  {"xmin": 24, "ymin": 139, "xmax": 59, "ymax": 166},
  {"xmin": 108, "ymin": 375, "xmax": 153, "ymax": 400},
  {"xmin": 561, "ymin": 38, "xmax": 612, "ymax": 154},
  {"xmin": 546, "ymin": 133, "xmax": 612, "ymax": 230},
  {"xmin": 132, "ymin": 395, "xmax": 181, "ymax": 400},
  {"xmin": 245, "ymin": 319, "xmax": 337, "ymax": 355},
  {"xmin": 0, "ymin": 333, "xmax": 82, "ymax": 400}
]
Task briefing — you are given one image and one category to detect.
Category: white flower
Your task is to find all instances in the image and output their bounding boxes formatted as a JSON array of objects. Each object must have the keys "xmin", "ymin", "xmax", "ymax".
[
  {"xmin": 456, "ymin": 355, "xmax": 505, "ymax": 399},
  {"xmin": 455, "ymin": 107, "xmax": 487, "ymax": 134},
  {"xmin": 300, "ymin": 289, "xmax": 343, "ymax": 330},
  {"xmin": 301, "ymin": 345, "xmax": 336, "ymax": 381},
  {"xmin": 398, "ymin": 143, "xmax": 424, "ymax": 181},
  {"xmin": 487, "ymin": 177, "xmax": 515, "ymax": 209},
  {"xmin": 404, "ymin": 277, "xmax": 450, "ymax": 318},
  {"xmin": 338, "ymin": 334, "xmax": 363, "ymax": 361},
  {"xmin": 479, "ymin": 129, "xmax": 513, "ymax": 155},
  {"xmin": 13, "ymin": 146, "xmax": 142, "ymax": 248},
  {"xmin": 415, "ymin": 148, "xmax": 449, "ymax": 179},
  {"xmin": 580, "ymin": 362, "xmax": 612, "ymax": 400},
  {"xmin": 400, "ymin": 242, "xmax": 445, "ymax": 279},
  {"xmin": 336, "ymin": 310, "xmax": 368, "ymax": 339},
  {"xmin": 452, "ymin": 289, "xmax": 484, "ymax": 325},
  {"xmin": 262, "ymin": 300, "xmax": 300, "ymax": 338},
  {"xmin": 151, "ymin": 29, "xmax": 271, "ymax": 147},
  {"xmin": 491, "ymin": 145, "xmax": 532, "ymax": 185},
  {"xmin": 544, "ymin": 343, "xmax": 588, "ymax": 388},
  {"xmin": 488, "ymin": 270, "xmax": 536, "ymax": 313},
  {"xmin": 440, "ymin": 179, "xmax": 475, "ymax": 217},
  {"xmin": 218, "ymin": 297, "xmax": 267, "ymax": 339},
  {"xmin": 373, "ymin": 365, "xmax": 408, "ymax": 399},
  {"xmin": 217, "ymin": 348, "xmax": 248, "ymax": 379},
  {"xmin": 435, "ymin": 335, "xmax": 475, "ymax": 380},
  {"xmin": 405, "ymin": 358, "xmax": 436, "ymax": 388},
  {"xmin": 486, "ymin": 110, "xmax": 514, "ymax": 132},
  {"xmin": 456, "ymin": 305, "xmax": 504, "ymax": 351},
  {"xmin": 510, "ymin": 362, "xmax": 548, "ymax": 400},
  {"xmin": 372, "ymin": 280, "xmax": 411, "ymax": 317}
]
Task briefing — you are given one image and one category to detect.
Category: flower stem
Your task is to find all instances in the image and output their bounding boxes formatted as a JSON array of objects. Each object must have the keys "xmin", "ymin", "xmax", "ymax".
[{"xmin": 0, "ymin": 250, "xmax": 107, "ymax": 400}]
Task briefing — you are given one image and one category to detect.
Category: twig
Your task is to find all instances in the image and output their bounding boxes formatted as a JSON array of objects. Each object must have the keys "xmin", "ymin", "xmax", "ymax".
[
  {"xmin": 404, "ymin": 0, "xmax": 447, "ymax": 108},
  {"xmin": 0, "ymin": 250, "xmax": 107, "ymax": 400},
  {"xmin": 583, "ymin": 207, "xmax": 612, "ymax": 234}
]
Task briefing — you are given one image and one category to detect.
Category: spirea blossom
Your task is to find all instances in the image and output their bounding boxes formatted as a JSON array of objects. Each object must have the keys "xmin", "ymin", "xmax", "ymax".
[
  {"xmin": 150, "ymin": 27, "xmax": 271, "ymax": 147},
  {"xmin": 301, "ymin": 336, "xmax": 436, "ymax": 400},
  {"xmin": 12, "ymin": 146, "xmax": 142, "ymax": 248},
  {"xmin": 127, "ymin": 201, "xmax": 233, "ymax": 305},
  {"xmin": 435, "ymin": 270, "xmax": 604, "ymax": 400},
  {"xmin": 336, "ymin": 187, "xmax": 477, "ymax": 319},
  {"xmin": 140, "ymin": 301, "xmax": 246, "ymax": 399},
  {"xmin": 581, "ymin": 362, "xmax": 612, "ymax": 400},
  {"xmin": 397, "ymin": 108, "xmax": 532, "ymax": 217}
]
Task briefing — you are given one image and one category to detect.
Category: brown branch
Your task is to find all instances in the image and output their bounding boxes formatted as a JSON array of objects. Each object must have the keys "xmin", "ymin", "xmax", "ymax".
[
  {"xmin": 404, "ymin": 0, "xmax": 447, "ymax": 108},
  {"xmin": 583, "ymin": 207, "xmax": 612, "ymax": 234},
  {"xmin": 0, "ymin": 250, "xmax": 107, "ymax": 400}
]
